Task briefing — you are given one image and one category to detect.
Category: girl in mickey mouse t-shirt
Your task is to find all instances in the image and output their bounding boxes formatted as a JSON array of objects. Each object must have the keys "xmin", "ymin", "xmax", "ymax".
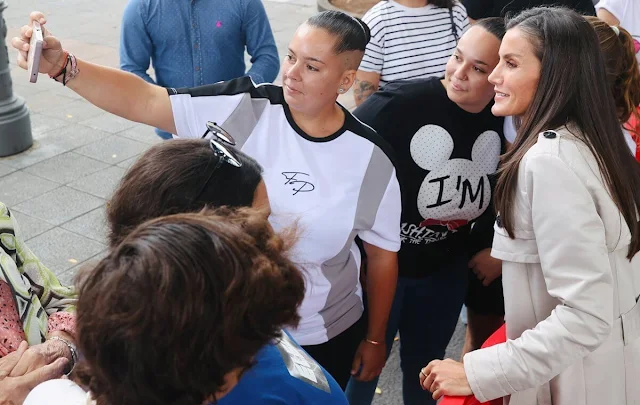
[{"xmin": 347, "ymin": 19, "xmax": 506, "ymax": 405}]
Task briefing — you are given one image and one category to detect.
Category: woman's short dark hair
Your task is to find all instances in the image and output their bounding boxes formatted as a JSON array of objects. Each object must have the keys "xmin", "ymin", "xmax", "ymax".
[
  {"xmin": 74, "ymin": 207, "xmax": 305, "ymax": 405},
  {"xmin": 306, "ymin": 10, "xmax": 371, "ymax": 54},
  {"xmin": 107, "ymin": 139, "xmax": 263, "ymax": 247},
  {"xmin": 474, "ymin": 17, "xmax": 506, "ymax": 40},
  {"xmin": 494, "ymin": 7, "xmax": 640, "ymax": 259}
]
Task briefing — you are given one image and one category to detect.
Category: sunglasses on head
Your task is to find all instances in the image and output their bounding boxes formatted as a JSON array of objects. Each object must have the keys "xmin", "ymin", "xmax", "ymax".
[
  {"xmin": 191, "ymin": 122, "xmax": 243, "ymax": 203},
  {"xmin": 201, "ymin": 121, "xmax": 242, "ymax": 168}
]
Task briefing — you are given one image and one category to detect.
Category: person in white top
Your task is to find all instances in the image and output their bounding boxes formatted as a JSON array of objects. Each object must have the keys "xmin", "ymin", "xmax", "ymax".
[
  {"xmin": 420, "ymin": 7, "xmax": 640, "ymax": 405},
  {"xmin": 353, "ymin": 0, "xmax": 469, "ymax": 106},
  {"xmin": 595, "ymin": 0, "xmax": 640, "ymax": 63},
  {"xmin": 12, "ymin": 10, "xmax": 401, "ymax": 389}
]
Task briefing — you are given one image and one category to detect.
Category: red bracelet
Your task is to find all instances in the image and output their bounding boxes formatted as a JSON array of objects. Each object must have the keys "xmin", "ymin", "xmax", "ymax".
[{"xmin": 48, "ymin": 50, "xmax": 69, "ymax": 79}]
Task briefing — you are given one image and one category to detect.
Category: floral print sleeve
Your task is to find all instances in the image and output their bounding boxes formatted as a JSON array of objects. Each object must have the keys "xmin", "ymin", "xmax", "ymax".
[
  {"xmin": 0, "ymin": 202, "xmax": 78, "ymax": 347},
  {"xmin": 0, "ymin": 280, "xmax": 26, "ymax": 355},
  {"xmin": 0, "ymin": 280, "xmax": 76, "ymax": 356},
  {"xmin": 47, "ymin": 311, "xmax": 76, "ymax": 337}
]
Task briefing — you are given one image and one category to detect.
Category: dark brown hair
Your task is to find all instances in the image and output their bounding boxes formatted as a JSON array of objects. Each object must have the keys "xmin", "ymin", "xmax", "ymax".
[
  {"xmin": 586, "ymin": 17, "xmax": 640, "ymax": 126},
  {"xmin": 74, "ymin": 207, "xmax": 305, "ymax": 405},
  {"xmin": 475, "ymin": 16, "xmax": 507, "ymax": 40},
  {"xmin": 495, "ymin": 7, "xmax": 640, "ymax": 259},
  {"xmin": 107, "ymin": 139, "xmax": 263, "ymax": 247},
  {"xmin": 306, "ymin": 10, "xmax": 371, "ymax": 54}
]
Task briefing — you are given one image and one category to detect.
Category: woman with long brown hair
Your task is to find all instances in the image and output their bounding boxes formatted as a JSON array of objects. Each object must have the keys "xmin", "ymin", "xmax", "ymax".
[
  {"xmin": 420, "ymin": 7, "xmax": 640, "ymax": 404},
  {"xmin": 587, "ymin": 16, "xmax": 640, "ymax": 159}
]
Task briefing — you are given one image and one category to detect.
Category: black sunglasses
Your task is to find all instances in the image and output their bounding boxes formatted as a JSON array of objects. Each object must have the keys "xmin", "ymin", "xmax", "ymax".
[{"xmin": 191, "ymin": 122, "xmax": 243, "ymax": 203}]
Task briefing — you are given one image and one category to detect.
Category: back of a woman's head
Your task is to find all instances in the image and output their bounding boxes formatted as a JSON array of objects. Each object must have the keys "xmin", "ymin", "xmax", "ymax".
[
  {"xmin": 107, "ymin": 139, "xmax": 263, "ymax": 247},
  {"xmin": 586, "ymin": 16, "xmax": 640, "ymax": 124},
  {"xmin": 306, "ymin": 10, "xmax": 370, "ymax": 54},
  {"xmin": 75, "ymin": 207, "xmax": 305, "ymax": 405},
  {"xmin": 495, "ymin": 7, "xmax": 640, "ymax": 258}
]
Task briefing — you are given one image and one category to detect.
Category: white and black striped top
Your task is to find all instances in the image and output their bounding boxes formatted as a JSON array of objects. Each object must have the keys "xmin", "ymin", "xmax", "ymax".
[{"xmin": 360, "ymin": 0, "xmax": 469, "ymax": 86}]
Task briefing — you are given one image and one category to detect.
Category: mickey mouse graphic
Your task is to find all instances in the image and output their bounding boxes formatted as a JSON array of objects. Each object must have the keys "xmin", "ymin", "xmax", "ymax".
[{"xmin": 410, "ymin": 125, "xmax": 501, "ymax": 231}]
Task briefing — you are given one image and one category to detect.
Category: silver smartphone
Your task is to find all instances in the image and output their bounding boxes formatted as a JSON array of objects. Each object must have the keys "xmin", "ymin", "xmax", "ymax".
[{"xmin": 27, "ymin": 21, "xmax": 44, "ymax": 83}]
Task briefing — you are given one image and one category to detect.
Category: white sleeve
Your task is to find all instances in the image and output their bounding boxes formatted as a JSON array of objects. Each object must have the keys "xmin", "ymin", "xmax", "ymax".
[
  {"xmin": 623, "ymin": 128, "xmax": 636, "ymax": 155},
  {"xmin": 168, "ymin": 78, "xmax": 263, "ymax": 139},
  {"xmin": 503, "ymin": 116, "xmax": 517, "ymax": 144},
  {"xmin": 595, "ymin": 0, "xmax": 625, "ymax": 20},
  {"xmin": 358, "ymin": 170, "xmax": 402, "ymax": 252},
  {"xmin": 463, "ymin": 153, "xmax": 614, "ymax": 402},
  {"xmin": 169, "ymin": 93, "xmax": 244, "ymax": 139},
  {"xmin": 24, "ymin": 379, "xmax": 90, "ymax": 405},
  {"xmin": 359, "ymin": 12, "xmax": 385, "ymax": 74}
]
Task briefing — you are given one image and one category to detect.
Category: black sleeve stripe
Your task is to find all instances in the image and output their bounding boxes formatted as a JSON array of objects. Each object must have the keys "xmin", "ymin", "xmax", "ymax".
[
  {"xmin": 170, "ymin": 76, "xmax": 285, "ymax": 105},
  {"xmin": 345, "ymin": 110, "xmax": 400, "ymax": 176}
]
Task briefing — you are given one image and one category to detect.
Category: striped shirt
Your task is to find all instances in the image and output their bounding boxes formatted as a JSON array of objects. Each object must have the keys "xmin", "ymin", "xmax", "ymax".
[{"xmin": 360, "ymin": 1, "xmax": 469, "ymax": 86}]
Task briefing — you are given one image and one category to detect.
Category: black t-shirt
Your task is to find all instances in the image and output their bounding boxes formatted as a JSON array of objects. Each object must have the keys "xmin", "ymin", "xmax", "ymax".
[
  {"xmin": 354, "ymin": 77, "xmax": 504, "ymax": 278},
  {"xmin": 462, "ymin": 0, "xmax": 595, "ymax": 20}
]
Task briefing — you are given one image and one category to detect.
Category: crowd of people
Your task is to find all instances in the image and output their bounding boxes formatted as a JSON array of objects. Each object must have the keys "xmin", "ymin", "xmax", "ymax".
[{"xmin": 1, "ymin": 0, "xmax": 639, "ymax": 404}]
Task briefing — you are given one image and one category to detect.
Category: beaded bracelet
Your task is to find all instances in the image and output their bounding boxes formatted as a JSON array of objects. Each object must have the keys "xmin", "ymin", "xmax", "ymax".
[
  {"xmin": 48, "ymin": 50, "xmax": 69, "ymax": 80},
  {"xmin": 48, "ymin": 335, "xmax": 78, "ymax": 375},
  {"xmin": 49, "ymin": 51, "xmax": 80, "ymax": 86}
]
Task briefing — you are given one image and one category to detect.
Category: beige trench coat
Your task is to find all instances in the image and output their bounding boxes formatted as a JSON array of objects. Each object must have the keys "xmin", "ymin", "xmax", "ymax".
[{"xmin": 463, "ymin": 127, "xmax": 640, "ymax": 405}]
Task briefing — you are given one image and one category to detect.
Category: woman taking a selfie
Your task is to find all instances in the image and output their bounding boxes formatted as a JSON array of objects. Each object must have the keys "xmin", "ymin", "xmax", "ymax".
[
  {"xmin": 420, "ymin": 7, "xmax": 640, "ymax": 405},
  {"xmin": 12, "ymin": 10, "xmax": 401, "ymax": 388}
]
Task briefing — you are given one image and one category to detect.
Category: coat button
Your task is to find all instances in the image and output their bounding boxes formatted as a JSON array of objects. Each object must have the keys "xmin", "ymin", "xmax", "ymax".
[
  {"xmin": 543, "ymin": 131, "xmax": 556, "ymax": 139},
  {"xmin": 496, "ymin": 215, "xmax": 502, "ymax": 228}
]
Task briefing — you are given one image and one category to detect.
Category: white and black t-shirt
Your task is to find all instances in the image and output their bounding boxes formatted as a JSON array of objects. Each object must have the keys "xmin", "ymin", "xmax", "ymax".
[
  {"xmin": 360, "ymin": 0, "xmax": 469, "ymax": 86},
  {"xmin": 355, "ymin": 77, "xmax": 504, "ymax": 277},
  {"xmin": 168, "ymin": 77, "xmax": 401, "ymax": 345}
]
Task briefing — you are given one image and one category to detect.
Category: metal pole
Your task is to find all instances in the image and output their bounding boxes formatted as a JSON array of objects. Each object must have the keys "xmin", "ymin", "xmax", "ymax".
[{"xmin": 0, "ymin": 0, "xmax": 33, "ymax": 157}]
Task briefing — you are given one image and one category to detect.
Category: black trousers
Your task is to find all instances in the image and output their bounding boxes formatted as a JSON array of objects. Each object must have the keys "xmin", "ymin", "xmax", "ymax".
[{"xmin": 302, "ymin": 316, "xmax": 366, "ymax": 390}]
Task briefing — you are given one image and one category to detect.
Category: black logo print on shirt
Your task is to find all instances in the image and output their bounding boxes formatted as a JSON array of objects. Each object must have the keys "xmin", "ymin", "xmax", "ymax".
[
  {"xmin": 409, "ymin": 124, "xmax": 500, "ymax": 231},
  {"xmin": 282, "ymin": 172, "xmax": 315, "ymax": 195}
]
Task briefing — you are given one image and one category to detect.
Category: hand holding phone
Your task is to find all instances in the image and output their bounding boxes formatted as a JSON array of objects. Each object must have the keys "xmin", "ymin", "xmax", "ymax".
[{"xmin": 27, "ymin": 21, "xmax": 44, "ymax": 83}]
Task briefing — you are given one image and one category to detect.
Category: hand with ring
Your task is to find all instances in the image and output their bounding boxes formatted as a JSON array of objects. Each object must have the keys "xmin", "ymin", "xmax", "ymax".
[{"xmin": 419, "ymin": 358, "xmax": 472, "ymax": 400}]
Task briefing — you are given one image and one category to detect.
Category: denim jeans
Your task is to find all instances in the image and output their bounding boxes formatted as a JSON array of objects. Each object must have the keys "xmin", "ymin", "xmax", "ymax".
[{"xmin": 345, "ymin": 255, "xmax": 469, "ymax": 405}]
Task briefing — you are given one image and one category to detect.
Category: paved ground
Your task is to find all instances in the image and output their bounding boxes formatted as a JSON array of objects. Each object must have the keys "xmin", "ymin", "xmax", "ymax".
[{"xmin": 1, "ymin": 1, "xmax": 464, "ymax": 403}]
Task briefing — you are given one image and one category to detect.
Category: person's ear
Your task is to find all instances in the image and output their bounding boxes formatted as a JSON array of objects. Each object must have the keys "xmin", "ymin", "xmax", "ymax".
[{"xmin": 337, "ymin": 69, "xmax": 357, "ymax": 94}]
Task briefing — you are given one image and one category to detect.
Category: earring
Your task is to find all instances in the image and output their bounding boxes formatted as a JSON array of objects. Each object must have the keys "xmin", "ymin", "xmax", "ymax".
[{"xmin": 338, "ymin": 88, "xmax": 345, "ymax": 94}]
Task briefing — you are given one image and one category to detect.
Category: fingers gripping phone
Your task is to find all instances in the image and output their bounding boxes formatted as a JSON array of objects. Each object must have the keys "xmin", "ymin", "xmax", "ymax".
[{"xmin": 27, "ymin": 21, "xmax": 44, "ymax": 83}]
